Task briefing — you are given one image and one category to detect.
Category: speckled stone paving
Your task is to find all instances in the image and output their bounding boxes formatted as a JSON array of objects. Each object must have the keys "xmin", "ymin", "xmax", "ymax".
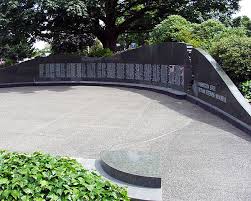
[{"xmin": 0, "ymin": 86, "xmax": 250, "ymax": 201}]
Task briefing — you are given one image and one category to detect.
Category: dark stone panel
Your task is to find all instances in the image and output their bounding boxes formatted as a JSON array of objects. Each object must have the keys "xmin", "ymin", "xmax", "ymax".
[
  {"xmin": 76, "ymin": 63, "xmax": 82, "ymax": 79},
  {"xmin": 116, "ymin": 63, "xmax": 125, "ymax": 80},
  {"xmin": 100, "ymin": 150, "xmax": 161, "ymax": 188},
  {"xmin": 152, "ymin": 64, "xmax": 161, "ymax": 84},
  {"xmin": 111, "ymin": 42, "xmax": 190, "ymax": 65},
  {"xmin": 190, "ymin": 48, "xmax": 251, "ymax": 130},
  {"xmin": 160, "ymin": 65, "xmax": 168, "ymax": 86},
  {"xmin": 86, "ymin": 63, "xmax": 96, "ymax": 78},
  {"xmin": 97, "ymin": 63, "xmax": 103, "ymax": 79},
  {"xmin": 125, "ymin": 63, "xmax": 135, "ymax": 80},
  {"xmin": 81, "ymin": 63, "xmax": 87, "ymax": 78},
  {"xmin": 107, "ymin": 63, "xmax": 116, "ymax": 79},
  {"xmin": 143, "ymin": 64, "xmax": 152, "ymax": 83},
  {"xmin": 135, "ymin": 64, "xmax": 144, "ymax": 81},
  {"xmin": 0, "ymin": 42, "xmax": 249, "ymax": 133}
]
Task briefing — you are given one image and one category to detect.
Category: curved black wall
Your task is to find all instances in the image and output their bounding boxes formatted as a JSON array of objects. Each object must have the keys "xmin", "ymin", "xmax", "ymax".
[{"xmin": 0, "ymin": 42, "xmax": 250, "ymax": 133}]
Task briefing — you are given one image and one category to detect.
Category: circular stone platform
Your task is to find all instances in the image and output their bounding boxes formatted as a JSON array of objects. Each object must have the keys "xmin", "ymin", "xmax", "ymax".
[
  {"xmin": 0, "ymin": 86, "xmax": 250, "ymax": 201},
  {"xmin": 100, "ymin": 150, "xmax": 161, "ymax": 188}
]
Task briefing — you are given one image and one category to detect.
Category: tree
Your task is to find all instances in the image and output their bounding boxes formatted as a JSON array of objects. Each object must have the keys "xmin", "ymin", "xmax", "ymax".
[
  {"xmin": 44, "ymin": 0, "xmax": 240, "ymax": 51},
  {"xmin": 150, "ymin": 16, "xmax": 247, "ymax": 50},
  {"xmin": 232, "ymin": 16, "xmax": 251, "ymax": 36},
  {"xmin": 0, "ymin": 0, "xmax": 38, "ymax": 63},
  {"xmin": 150, "ymin": 15, "xmax": 193, "ymax": 44},
  {"xmin": 118, "ymin": 32, "xmax": 150, "ymax": 49},
  {"xmin": 0, "ymin": 0, "xmax": 241, "ymax": 52},
  {"xmin": 3, "ymin": 0, "xmax": 241, "ymax": 51},
  {"xmin": 50, "ymin": 33, "xmax": 95, "ymax": 54}
]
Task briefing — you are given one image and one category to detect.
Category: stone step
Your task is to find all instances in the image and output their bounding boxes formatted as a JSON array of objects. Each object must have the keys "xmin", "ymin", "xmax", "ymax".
[
  {"xmin": 76, "ymin": 158, "xmax": 162, "ymax": 201},
  {"xmin": 100, "ymin": 151, "xmax": 161, "ymax": 188}
]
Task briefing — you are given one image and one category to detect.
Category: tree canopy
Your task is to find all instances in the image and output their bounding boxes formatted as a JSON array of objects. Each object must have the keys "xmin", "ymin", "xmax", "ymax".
[
  {"xmin": 0, "ymin": 0, "xmax": 38, "ymax": 62},
  {"xmin": 0, "ymin": 0, "xmax": 241, "ymax": 58}
]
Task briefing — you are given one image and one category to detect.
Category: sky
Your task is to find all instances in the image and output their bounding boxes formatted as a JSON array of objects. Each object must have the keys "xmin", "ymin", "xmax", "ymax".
[
  {"xmin": 33, "ymin": 0, "xmax": 251, "ymax": 50},
  {"xmin": 235, "ymin": 0, "xmax": 251, "ymax": 18}
]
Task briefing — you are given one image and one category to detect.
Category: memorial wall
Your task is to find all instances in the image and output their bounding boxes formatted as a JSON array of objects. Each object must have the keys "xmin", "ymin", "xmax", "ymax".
[
  {"xmin": 38, "ymin": 62, "xmax": 185, "ymax": 91},
  {"xmin": 0, "ymin": 42, "xmax": 250, "ymax": 133}
]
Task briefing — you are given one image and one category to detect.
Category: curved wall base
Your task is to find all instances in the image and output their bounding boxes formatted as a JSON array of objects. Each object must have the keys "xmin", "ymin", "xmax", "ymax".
[{"xmin": 0, "ymin": 81, "xmax": 249, "ymax": 134}]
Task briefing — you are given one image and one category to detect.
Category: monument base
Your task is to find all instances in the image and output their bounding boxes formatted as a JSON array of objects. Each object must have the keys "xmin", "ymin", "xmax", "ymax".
[{"xmin": 76, "ymin": 150, "xmax": 162, "ymax": 201}]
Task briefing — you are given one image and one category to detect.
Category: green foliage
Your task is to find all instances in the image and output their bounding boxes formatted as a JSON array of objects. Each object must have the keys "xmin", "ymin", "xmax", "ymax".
[
  {"xmin": 87, "ymin": 39, "xmax": 113, "ymax": 57},
  {"xmin": 0, "ymin": 0, "xmax": 37, "ymax": 62},
  {"xmin": 118, "ymin": 32, "xmax": 150, "ymax": 49},
  {"xmin": 33, "ymin": 47, "xmax": 52, "ymax": 58},
  {"xmin": 0, "ymin": 40, "xmax": 34, "ymax": 64},
  {"xmin": 0, "ymin": 0, "xmax": 241, "ymax": 51},
  {"xmin": 150, "ymin": 16, "xmax": 249, "ymax": 49},
  {"xmin": 193, "ymin": 20, "xmax": 226, "ymax": 40},
  {"xmin": 88, "ymin": 48, "xmax": 113, "ymax": 57},
  {"xmin": 232, "ymin": 16, "xmax": 251, "ymax": 36},
  {"xmin": 0, "ymin": 151, "xmax": 130, "ymax": 201},
  {"xmin": 192, "ymin": 20, "xmax": 226, "ymax": 49},
  {"xmin": 150, "ymin": 15, "xmax": 251, "ymax": 91},
  {"xmin": 0, "ymin": 59, "xmax": 15, "ymax": 68},
  {"xmin": 150, "ymin": 15, "xmax": 193, "ymax": 44},
  {"xmin": 240, "ymin": 80, "xmax": 251, "ymax": 101},
  {"xmin": 210, "ymin": 36, "xmax": 251, "ymax": 82},
  {"xmin": 51, "ymin": 33, "xmax": 95, "ymax": 55},
  {"xmin": 150, "ymin": 17, "xmax": 235, "ymax": 49}
]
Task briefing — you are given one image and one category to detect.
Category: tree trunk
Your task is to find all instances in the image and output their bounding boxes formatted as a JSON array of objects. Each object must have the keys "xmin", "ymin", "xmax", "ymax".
[{"xmin": 98, "ymin": 30, "xmax": 119, "ymax": 52}]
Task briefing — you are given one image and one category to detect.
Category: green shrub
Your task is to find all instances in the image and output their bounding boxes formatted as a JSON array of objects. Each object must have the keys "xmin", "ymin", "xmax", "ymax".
[
  {"xmin": 240, "ymin": 80, "xmax": 251, "ymax": 101},
  {"xmin": 193, "ymin": 20, "xmax": 226, "ymax": 40},
  {"xmin": 0, "ymin": 151, "xmax": 130, "ymax": 201},
  {"xmin": 232, "ymin": 16, "xmax": 251, "ymax": 37},
  {"xmin": 0, "ymin": 59, "xmax": 16, "ymax": 68},
  {"xmin": 210, "ymin": 36, "xmax": 251, "ymax": 83},
  {"xmin": 149, "ymin": 15, "xmax": 251, "ymax": 85},
  {"xmin": 192, "ymin": 20, "xmax": 227, "ymax": 50},
  {"xmin": 150, "ymin": 17, "xmax": 248, "ymax": 50},
  {"xmin": 217, "ymin": 27, "xmax": 247, "ymax": 39},
  {"xmin": 150, "ymin": 15, "xmax": 193, "ymax": 44},
  {"xmin": 88, "ymin": 48, "xmax": 113, "ymax": 57}
]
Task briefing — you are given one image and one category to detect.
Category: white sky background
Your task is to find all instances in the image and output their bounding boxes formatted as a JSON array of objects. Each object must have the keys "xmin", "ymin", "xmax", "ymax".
[
  {"xmin": 235, "ymin": 0, "xmax": 251, "ymax": 18},
  {"xmin": 33, "ymin": 0, "xmax": 251, "ymax": 50}
]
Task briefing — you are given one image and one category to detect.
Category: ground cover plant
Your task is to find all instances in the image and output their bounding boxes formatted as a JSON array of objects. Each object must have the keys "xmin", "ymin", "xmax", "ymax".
[{"xmin": 0, "ymin": 151, "xmax": 130, "ymax": 201}]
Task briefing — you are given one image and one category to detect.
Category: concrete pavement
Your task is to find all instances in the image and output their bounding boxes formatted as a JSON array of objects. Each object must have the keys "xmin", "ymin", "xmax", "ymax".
[{"xmin": 0, "ymin": 86, "xmax": 250, "ymax": 201}]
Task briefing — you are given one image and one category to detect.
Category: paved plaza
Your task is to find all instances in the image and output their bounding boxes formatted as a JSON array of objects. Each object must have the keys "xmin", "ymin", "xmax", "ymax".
[{"xmin": 0, "ymin": 86, "xmax": 250, "ymax": 200}]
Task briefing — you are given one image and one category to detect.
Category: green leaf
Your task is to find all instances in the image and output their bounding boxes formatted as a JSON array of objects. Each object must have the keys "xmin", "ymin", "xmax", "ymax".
[
  {"xmin": 10, "ymin": 190, "xmax": 20, "ymax": 199},
  {"xmin": 40, "ymin": 180, "xmax": 48, "ymax": 187},
  {"xmin": 0, "ymin": 178, "xmax": 9, "ymax": 185}
]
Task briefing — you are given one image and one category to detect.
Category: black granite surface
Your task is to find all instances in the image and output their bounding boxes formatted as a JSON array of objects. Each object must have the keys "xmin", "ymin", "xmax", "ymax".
[
  {"xmin": 100, "ymin": 151, "xmax": 161, "ymax": 188},
  {"xmin": 0, "ymin": 42, "xmax": 250, "ymax": 133}
]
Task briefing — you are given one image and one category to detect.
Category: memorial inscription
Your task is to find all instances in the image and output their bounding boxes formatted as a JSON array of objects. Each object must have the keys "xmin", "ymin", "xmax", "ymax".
[
  {"xmin": 135, "ymin": 64, "xmax": 144, "ymax": 81},
  {"xmin": 76, "ymin": 63, "xmax": 82, "ymax": 78},
  {"xmin": 87, "ymin": 63, "xmax": 96, "ymax": 78},
  {"xmin": 169, "ymin": 65, "xmax": 184, "ymax": 87},
  {"xmin": 161, "ymin": 65, "xmax": 168, "ymax": 84},
  {"xmin": 107, "ymin": 63, "xmax": 116, "ymax": 79},
  {"xmin": 117, "ymin": 63, "xmax": 125, "ymax": 80},
  {"xmin": 126, "ymin": 64, "xmax": 135, "ymax": 80},
  {"xmin": 152, "ymin": 65, "xmax": 161, "ymax": 83},
  {"xmin": 144, "ymin": 64, "xmax": 152, "ymax": 82},
  {"xmin": 197, "ymin": 81, "xmax": 227, "ymax": 103},
  {"xmin": 82, "ymin": 63, "xmax": 87, "ymax": 78},
  {"xmin": 39, "ymin": 62, "xmax": 185, "ymax": 90}
]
